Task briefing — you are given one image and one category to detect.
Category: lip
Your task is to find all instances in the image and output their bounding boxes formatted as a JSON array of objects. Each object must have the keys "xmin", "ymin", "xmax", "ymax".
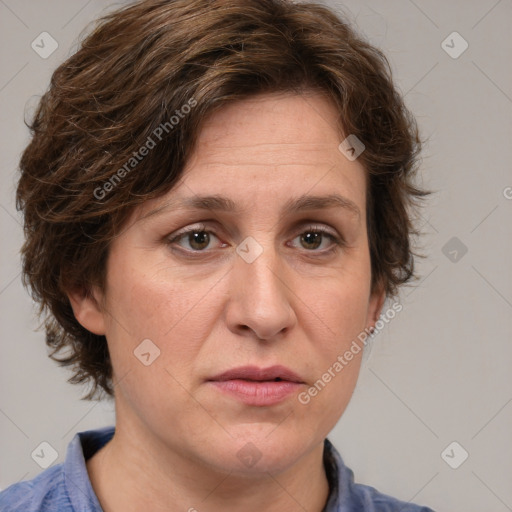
[
  {"xmin": 210, "ymin": 365, "xmax": 304, "ymax": 383},
  {"xmin": 207, "ymin": 365, "xmax": 304, "ymax": 406}
]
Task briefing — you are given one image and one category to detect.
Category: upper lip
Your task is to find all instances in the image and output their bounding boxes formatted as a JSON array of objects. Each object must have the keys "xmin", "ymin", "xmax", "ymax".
[{"xmin": 209, "ymin": 365, "xmax": 304, "ymax": 383}]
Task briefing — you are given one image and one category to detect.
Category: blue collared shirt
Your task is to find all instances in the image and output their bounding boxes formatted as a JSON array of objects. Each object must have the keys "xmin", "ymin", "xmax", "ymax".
[{"xmin": 0, "ymin": 426, "xmax": 435, "ymax": 511}]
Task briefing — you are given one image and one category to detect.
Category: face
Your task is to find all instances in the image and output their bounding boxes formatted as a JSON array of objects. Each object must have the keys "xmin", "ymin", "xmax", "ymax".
[{"xmin": 71, "ymin": 92, "xmax": 384, "ymax": 475}]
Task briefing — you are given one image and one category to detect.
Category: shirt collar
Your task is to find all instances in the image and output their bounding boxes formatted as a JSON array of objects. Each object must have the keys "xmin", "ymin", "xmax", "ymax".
[{"xmin": 64, "ymin": 426, "xmax": 114, "ymax": 512}]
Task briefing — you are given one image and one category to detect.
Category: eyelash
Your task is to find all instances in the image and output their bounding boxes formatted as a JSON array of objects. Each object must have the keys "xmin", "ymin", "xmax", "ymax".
[{"xmin": 166, "ymin": 223, "xmax": 344, "ymax": 256}]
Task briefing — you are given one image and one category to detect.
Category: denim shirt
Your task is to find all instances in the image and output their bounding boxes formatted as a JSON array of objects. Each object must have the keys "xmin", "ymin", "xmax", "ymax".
[{"xmin": 0, "ymin": 426, "xmax": 435, "ymax": 511}]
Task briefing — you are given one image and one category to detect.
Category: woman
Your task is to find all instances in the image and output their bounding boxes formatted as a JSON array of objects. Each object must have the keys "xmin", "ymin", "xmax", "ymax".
[{"xmin": 1, "ymin": 0, "xmax": 434, "ymax": 510}]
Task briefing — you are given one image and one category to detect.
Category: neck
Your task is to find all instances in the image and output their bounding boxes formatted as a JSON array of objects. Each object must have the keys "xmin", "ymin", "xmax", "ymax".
[{"xmin": 86, "ymin": 422, "xmax": 330, "ymax": 512}]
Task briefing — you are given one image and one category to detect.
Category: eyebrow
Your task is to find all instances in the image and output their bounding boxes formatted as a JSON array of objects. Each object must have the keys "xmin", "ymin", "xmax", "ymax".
[{"xmin": 142, "ymin": 193, "xmax": 361, "ymax": 221}]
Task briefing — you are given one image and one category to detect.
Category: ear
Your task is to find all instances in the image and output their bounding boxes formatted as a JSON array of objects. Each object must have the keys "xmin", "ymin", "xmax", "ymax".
[
  {"xmin": 67, "ymin": 286, "xmax": 107, "ymax": 336},
  {"xmin": 366, "ymin": 284, "xmax": 387, "ymax": 331}
]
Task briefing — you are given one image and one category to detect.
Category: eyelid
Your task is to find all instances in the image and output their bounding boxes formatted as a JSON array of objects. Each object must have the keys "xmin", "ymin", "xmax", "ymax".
[
  {"xmin": 292, "ymin": 221, "xmax": 345, "ymax": 242},
  {"xmin": 168, "ymin": 222, "xmax": 209, "ymax": 240},
  {"xmin": 294, "ymin": 223, "xmax": 339, "ymax": 238}
]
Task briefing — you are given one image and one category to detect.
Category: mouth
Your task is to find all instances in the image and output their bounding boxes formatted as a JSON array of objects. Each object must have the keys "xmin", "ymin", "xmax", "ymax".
[
  {"xmin": 209, "ymin": 365, "xmax": 304, "ymax": 383},
  {"xmin": 207, "ymin": 365, "xmax": 304, "ymax": 406}
]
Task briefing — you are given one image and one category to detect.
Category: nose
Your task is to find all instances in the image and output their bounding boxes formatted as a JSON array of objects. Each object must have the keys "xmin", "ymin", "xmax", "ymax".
[{"xmin": 224, "ymin": 242, "xmax": 297, "ymax": 341}]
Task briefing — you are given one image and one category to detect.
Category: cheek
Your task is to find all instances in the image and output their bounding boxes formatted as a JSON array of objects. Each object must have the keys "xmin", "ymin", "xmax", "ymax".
[
  {"xmin": 297, "ymin": 288, "xmax": 366, "ymax": 437},
  {"xmin": 293, "ymin": 256, "xmax": 371, "ymax": 423},
  {"xmin": 100, "ymin": 260, "xmax": 219, "ymax": 426},
  {"xmin": 102, "ymin": 253, "xmax": 222, "ymax": 375},
  {"xmin": 300, "ymin": 258, "xmax": 372, "ymax": 349}
]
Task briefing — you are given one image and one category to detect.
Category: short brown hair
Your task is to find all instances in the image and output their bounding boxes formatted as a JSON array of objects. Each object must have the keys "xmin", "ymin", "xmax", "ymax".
[{"xmin": 17, "ymin": 0, "xmax": 427, "ymax": 399}]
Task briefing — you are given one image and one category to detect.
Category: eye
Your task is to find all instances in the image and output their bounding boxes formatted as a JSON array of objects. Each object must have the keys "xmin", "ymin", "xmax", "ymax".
[
  {"xmin": 167, "ymin": 225, "xmax": 224, "ymax": 251},
  {"xmin": 166, "ymin": 223, "xmax": 343, "ymax": 255},
  {"xmin": 290, "ymin": 227, "xmax": 342, "ymax": 252}
]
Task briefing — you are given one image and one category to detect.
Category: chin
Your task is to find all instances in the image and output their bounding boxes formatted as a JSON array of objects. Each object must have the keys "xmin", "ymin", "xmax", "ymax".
[{"xmin": 213, "ymin": 425, "xmax": 318, "ymax": 475}]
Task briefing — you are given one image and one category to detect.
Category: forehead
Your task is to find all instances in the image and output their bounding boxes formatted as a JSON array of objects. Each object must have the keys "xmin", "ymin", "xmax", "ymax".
[
  {"xmin": 193, "ymin": 92, "xmax": 342, "ymax": 154},
  {"xmin": 137, "ymin": 92, "xmax": 367, "ymax": 220}
]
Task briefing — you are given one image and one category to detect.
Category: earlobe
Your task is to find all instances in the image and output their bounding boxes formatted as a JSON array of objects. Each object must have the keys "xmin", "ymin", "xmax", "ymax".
[{"xmin": 67, "ymin": 287, "xmax": 107, "ymax": 336}]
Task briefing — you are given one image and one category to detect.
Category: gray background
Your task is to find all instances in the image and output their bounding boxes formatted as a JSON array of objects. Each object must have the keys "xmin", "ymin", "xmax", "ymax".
[{"xmin": 1, "ymin": 1, "xmax": 511, "ymax": 510}]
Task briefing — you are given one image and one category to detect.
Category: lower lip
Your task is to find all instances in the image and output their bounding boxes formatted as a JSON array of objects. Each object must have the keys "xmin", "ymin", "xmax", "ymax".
[{"xmin": 209, "ymin": 379, "xmax": 302, "ymax": 406}]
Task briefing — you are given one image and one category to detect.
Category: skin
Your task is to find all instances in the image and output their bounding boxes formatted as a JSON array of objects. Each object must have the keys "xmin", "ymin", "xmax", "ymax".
[{"xmin": 69, "ymin": 92, "xmax": 386, "ymax": 512}]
